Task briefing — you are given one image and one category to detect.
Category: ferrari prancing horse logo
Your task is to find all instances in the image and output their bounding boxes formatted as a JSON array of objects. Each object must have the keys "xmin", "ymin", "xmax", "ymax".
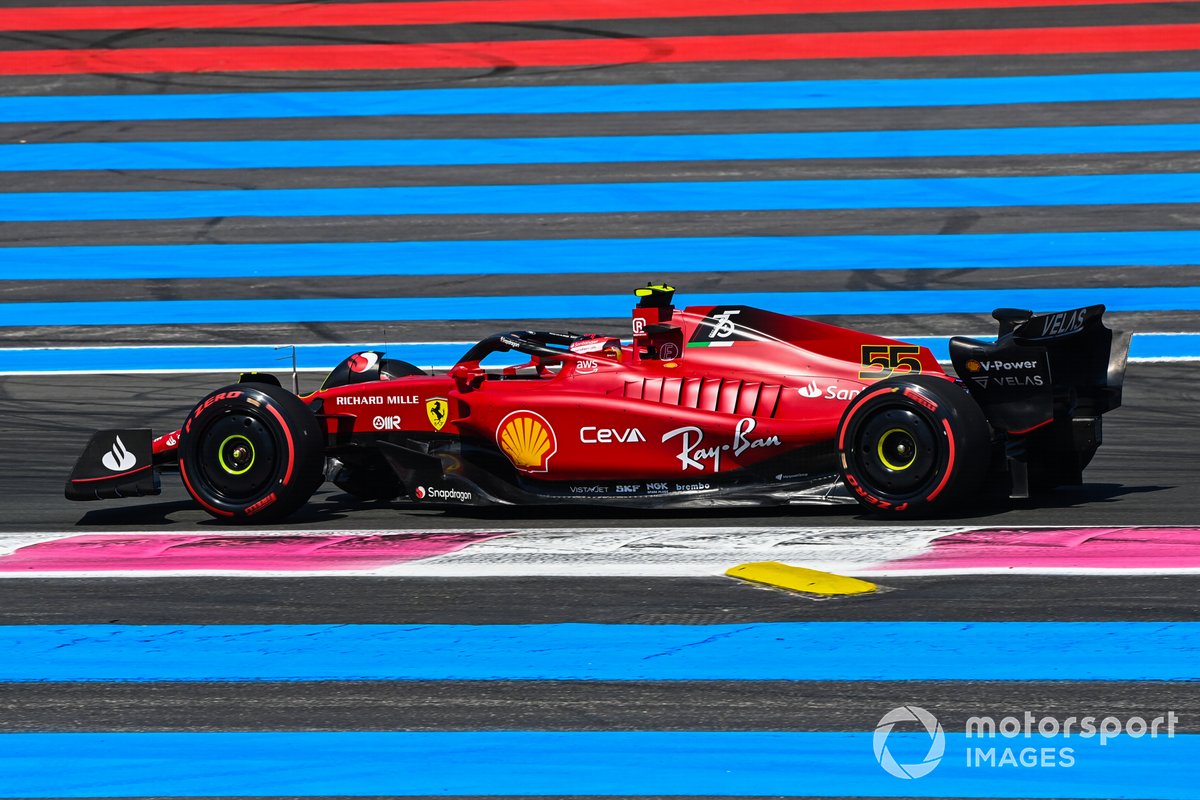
[{"xmin": 426, "ymin": 397, "xmax": 449, "ymax": 431}]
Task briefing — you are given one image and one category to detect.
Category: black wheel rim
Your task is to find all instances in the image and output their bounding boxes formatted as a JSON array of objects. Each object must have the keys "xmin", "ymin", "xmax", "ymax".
[
  {"xmin": 853, "ymin": 407, "xmax": 938, "ymax": 496},
  {"xmin": 194, "ymin": 411, "xmax": 280, "ymax": 502}
]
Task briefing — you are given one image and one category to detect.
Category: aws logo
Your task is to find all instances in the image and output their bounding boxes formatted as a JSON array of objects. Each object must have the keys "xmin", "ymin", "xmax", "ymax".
[{"xmin": 497, "ymin": 410, "xmax": 558, "ymax": 473}]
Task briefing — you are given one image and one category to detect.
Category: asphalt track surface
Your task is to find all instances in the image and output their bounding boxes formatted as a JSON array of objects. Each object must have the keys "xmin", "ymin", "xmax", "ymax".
[
  {"xmin": 0, "ymin": 361, "xmax": 1196, "ymax": 532},
  {"xmin": 1, "ymin": 356, "xmax": 1199, "ymax": 799},
  {"xmin": 4, "ymin": 2, "xmax": 1200, "ymax": 799}
]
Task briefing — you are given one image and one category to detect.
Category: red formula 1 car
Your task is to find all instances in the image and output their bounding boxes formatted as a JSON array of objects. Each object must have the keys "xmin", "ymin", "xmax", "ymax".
[{"xmin": 67, "ymin": 285, "xmax": 1128, "ymax": 522}]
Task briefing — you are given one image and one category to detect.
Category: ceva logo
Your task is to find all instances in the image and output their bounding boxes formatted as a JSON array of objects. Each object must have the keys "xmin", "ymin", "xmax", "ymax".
[{"xmin": 873, "ymin": 705, "xmax": 945, "ymax": 779}]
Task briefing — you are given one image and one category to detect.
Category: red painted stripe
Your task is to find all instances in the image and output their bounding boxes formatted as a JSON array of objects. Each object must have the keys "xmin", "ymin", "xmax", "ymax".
[
  {"xmin": 3, "ymin": 24, "xmax": 1197, "ymax": 76},
  {"xmin": 0, "ymin": 0, "xmax": 1181, "ymax": 32}
]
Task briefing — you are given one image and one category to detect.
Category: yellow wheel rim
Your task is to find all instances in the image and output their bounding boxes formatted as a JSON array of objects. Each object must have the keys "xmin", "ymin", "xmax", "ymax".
[
  {"xmin": 877, "ymin": 428, "xmax": 917, "ymax": 471},
  {"xmin": 218, "ymin": 434, "xmax": 256, "ymax": 475}
]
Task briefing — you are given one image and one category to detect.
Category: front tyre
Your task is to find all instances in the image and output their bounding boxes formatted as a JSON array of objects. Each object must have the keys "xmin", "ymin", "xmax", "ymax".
[
  {"xmin": 178, "ymin": 384, "xmax": 325, "ymax": 523},
  {"xmin": 837, "ymin": 375, "xmax": 991, "ymax": 514}
]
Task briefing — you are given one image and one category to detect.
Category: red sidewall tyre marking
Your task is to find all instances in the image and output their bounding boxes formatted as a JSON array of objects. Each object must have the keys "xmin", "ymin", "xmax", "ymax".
[
  {"xmin": 925, "ymin": 418, "xmax": 957, "ymax": 502},
  {"xmin": 178, "ymin": 458, "xmax": 235, "ymax": 517},
  {"xmin": 265, "ymin": 402, "xmax": 296, "ymax": 487}
]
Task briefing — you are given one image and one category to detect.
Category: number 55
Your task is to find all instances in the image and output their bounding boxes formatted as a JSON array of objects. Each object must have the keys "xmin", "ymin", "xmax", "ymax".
[{"xmin": 859, "ymin": 344, "xmax": 923, "ymax": 381}]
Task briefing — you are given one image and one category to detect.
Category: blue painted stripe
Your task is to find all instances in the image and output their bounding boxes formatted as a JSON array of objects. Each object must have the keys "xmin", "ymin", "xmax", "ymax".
[
  {"xmin": 4, "ymin": 174, "xmax": 1200, "ymax": 221},
  {"xmin": 1127, "ymin": 333, "xmax": 1200, "ymax": 359},
  {"xmin": 3, "ymin": 623, "xmax": 1197, "ymax": 682},
  {"xmin": 2, "ymin": 72, "xmax": 1198, "ymax": 123},
  {"xmin": 0, "ymin": 731, "xmax": 1194, "ymax": 798},
  {"xmin": 0, "ymin": 288, "xmax": 1195, "ymax": 327},
  {"xmin": 910, "ymin": 334, "xmax": 1200, "ymax": 362},
  {"xmin": 3, "ymin": 231, "xmax": 1198, "ymax": 280},
  {"xmin": 6, "ymin": 125, "xmax": 1200, "ymax": 171},
  {"xmin": 2, "ymin": 333, "xmax": 1196, "ymax": 375}
]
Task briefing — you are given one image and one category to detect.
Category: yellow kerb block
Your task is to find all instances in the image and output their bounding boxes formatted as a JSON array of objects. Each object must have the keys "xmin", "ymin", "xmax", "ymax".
[{"xmin": 725, "ymin": 561, "xmax": 877, "ymax": 596}]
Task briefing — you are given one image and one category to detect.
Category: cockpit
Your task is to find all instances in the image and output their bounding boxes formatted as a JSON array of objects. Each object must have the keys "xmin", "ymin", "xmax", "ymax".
[
  {"xmin": 319, "ymin": 284, "xmax": 682, "ymax": 392},
  {"xmin": 449, "ymin": 330, "xmax": 622, "ymax": 385}
]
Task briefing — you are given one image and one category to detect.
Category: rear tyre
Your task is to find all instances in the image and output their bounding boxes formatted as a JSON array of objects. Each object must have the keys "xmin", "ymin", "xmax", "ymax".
[
  {"xmin": 837, "ymin": 375, "xmax": 991, "ymax": 514},
  {"xmin": 178, "ymin": 384, "xmax": 325, "ymax": 523}
]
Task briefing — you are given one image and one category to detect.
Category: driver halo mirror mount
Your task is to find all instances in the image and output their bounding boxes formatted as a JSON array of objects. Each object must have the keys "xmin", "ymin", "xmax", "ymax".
[{"xmin": 449, "ymin": 363, "xmax": 486, "ymax": 391}]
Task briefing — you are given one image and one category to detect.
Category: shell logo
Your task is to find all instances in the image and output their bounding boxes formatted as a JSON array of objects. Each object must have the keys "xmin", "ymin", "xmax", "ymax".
[{"xmin": 496, "ymin": 410, "xmax": 557, "ymax": 473}]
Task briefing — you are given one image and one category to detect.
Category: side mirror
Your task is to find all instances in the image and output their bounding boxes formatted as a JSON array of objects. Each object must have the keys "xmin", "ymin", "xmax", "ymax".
[{"xmin": 450, "ymin": 363, "xmax": 486, "ymax": 391}]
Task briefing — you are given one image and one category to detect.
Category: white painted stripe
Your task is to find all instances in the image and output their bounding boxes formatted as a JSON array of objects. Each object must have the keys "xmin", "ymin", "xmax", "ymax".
[{"xmin": 1124, "ymin": 356, "xmax": 1200, "ymax": 363}]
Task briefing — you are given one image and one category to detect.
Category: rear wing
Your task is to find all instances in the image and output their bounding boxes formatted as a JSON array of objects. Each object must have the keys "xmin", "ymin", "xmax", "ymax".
[
  {"xmin": 1005, "ymin": 305, "xmax": 1127, "ymax": 417},
  {"xmin": 948, "ymin": 305, "xmax": 1127, "ymax": 434},
  {"xmin": 948, "ymin": 305, "xmax": 1129, "ymax": 497}
]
